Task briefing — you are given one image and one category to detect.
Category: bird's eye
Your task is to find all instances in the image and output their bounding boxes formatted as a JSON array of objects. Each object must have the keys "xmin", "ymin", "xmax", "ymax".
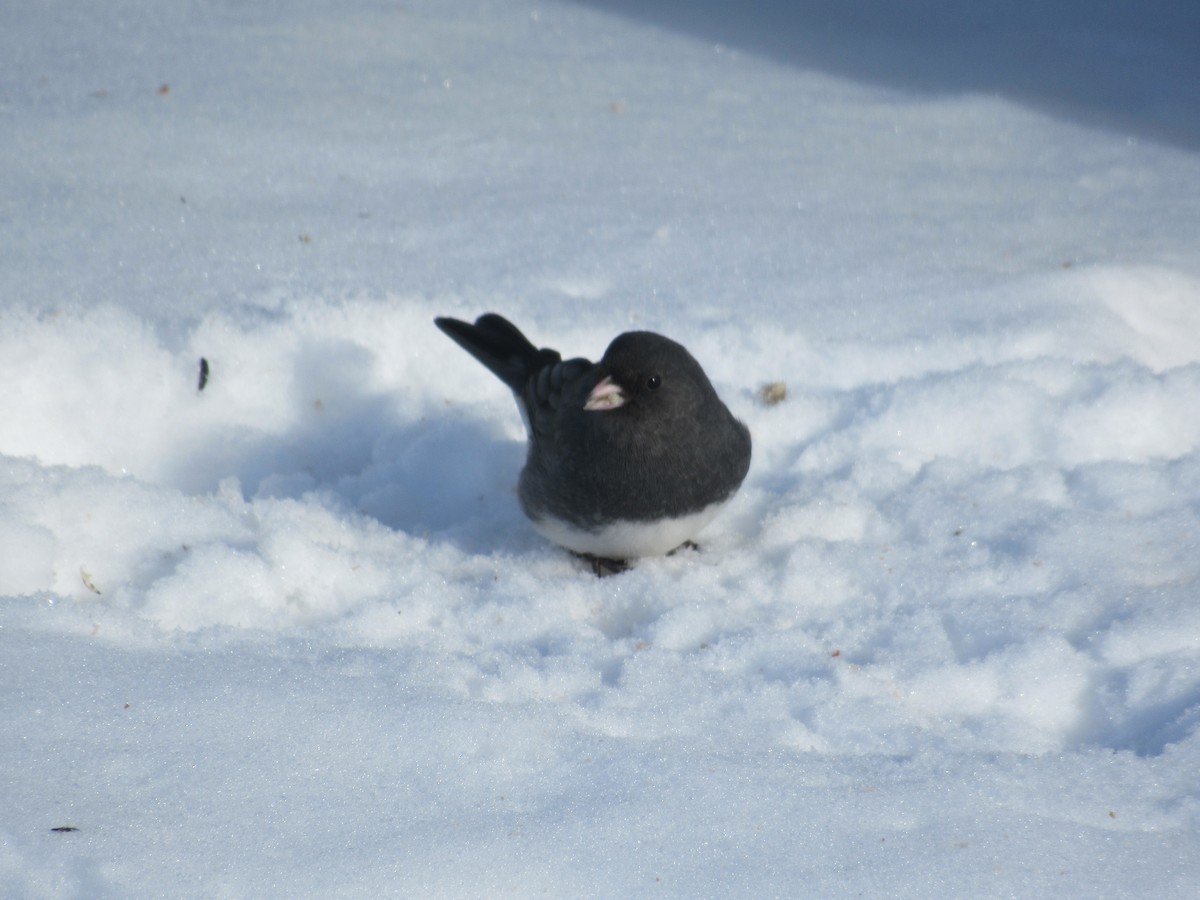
[{"xmin": 646, "ymin": 374, "xmax": 662, "ymax": 391}]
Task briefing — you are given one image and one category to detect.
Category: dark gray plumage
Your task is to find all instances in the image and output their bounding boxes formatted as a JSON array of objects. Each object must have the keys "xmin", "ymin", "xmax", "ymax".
[{"xmin": 435, "ymin": 313, "xmax": 751, "ymax": 566}]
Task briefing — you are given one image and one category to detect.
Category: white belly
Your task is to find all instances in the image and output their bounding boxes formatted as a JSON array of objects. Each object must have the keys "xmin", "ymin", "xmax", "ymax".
[{"xmin": 530, "ymin": 501, "xmax": 727, "ymax": 559}]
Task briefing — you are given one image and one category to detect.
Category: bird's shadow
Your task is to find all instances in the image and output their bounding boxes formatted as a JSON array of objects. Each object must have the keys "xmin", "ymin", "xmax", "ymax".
[{"xmin": 167, "ymin": 335, "xmax": 530, "ymax": 556}]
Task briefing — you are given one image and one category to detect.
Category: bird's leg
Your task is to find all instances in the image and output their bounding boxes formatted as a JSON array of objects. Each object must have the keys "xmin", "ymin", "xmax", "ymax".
[
  {"xmin": 575, "ymin": 552, "xmax": 631, "ymax": 577},
  {"xmin": 667, "ymin": 540, "xmax": 700, "ymax": 556}
]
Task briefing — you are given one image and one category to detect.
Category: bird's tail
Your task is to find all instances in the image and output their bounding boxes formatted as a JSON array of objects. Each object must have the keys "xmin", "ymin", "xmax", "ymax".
[{"xmin": 434, "ymin": 313, "xmax": 557, "ymax": 393}]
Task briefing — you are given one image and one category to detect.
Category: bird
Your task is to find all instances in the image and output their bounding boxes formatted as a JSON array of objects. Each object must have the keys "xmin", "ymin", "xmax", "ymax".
[{"xmin": 434, "ymin": 313, "xmax": 751, "ymax": 572}]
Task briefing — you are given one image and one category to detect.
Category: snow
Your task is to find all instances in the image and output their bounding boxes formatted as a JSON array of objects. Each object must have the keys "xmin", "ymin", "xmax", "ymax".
[{"xmin": 3, "ymin": 0, "xmax": 1199, "ymax": 895}]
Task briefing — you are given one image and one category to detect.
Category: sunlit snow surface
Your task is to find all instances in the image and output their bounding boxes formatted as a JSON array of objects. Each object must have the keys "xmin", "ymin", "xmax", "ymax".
[{"xmin": 3, "ymin": 0, "xmax": 1199, "ymax": 896}]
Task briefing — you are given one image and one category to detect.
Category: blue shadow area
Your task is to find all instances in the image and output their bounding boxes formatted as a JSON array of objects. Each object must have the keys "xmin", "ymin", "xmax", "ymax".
[{"xmin": 575, "ymin": 0, "xmax": 1200, "ymax": 149}]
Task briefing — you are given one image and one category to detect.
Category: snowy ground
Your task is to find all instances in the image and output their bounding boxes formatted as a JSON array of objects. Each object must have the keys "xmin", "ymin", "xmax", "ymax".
[{"xmin": 3, "ymin": 0, "xmax": 1200, "ymax": 896}]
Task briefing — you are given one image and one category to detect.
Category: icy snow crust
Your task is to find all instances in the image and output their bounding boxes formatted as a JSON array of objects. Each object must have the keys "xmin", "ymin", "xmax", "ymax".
[{"xmin": 3, "ymin": 0, "xmax": 1199, "ymax": 896}]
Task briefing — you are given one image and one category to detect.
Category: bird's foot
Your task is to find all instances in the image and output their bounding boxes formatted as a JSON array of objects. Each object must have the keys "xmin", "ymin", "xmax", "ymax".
[
  {"xmin": 575, "ymin": 553, "xmax": 631, "ymax": 577},
  {"xmin": 575, "ymin": 541, "xmax": 696, "ymax": 576}
]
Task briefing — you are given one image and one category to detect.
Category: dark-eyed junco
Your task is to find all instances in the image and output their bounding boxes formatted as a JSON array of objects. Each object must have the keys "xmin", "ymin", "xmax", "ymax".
[{"xmin": 435, "ymin": 313, "xmax": 751, "ymax": 571}]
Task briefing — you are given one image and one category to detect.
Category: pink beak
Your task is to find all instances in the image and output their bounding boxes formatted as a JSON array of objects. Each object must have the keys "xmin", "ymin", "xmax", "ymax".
[{"xmin": 583, "ymin": 376, "xmax": 627, "ymax": 411}]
